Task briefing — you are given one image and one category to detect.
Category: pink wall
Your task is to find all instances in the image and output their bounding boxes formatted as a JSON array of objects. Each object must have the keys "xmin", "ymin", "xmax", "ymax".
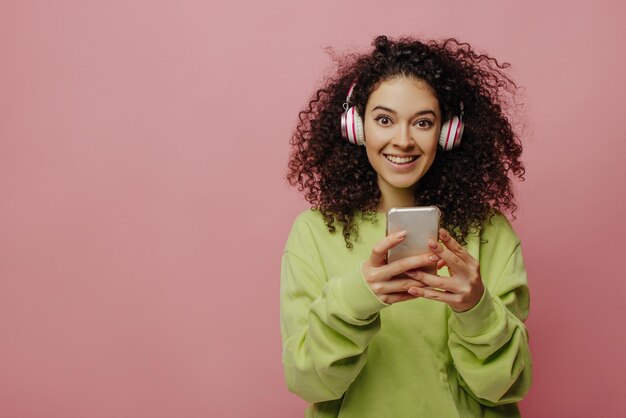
[{"xmin": 1, "ymin": 1, "xmax": 625, "ymax": 417}]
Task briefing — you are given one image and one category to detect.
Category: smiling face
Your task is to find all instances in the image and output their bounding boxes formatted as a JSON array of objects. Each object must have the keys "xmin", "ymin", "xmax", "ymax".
[{"xmin": 363, "ymin": 76, "xmax": 441, "ymax": 208}]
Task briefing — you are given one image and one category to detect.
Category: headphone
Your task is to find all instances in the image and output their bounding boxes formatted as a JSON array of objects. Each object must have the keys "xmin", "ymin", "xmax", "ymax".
[{"xmin": 340, "ymin": 80, "xmax": 464, "ymax": 151}]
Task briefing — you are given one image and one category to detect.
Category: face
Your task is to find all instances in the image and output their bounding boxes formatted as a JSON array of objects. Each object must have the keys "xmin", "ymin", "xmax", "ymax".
[{"xmin": 363, "ymin": 76, "xmax": 441, "ymax": 197}]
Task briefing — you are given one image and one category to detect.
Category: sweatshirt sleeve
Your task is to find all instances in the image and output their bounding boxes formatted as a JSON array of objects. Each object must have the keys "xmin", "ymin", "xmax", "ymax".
[
  {"xmin": 280, "ymin": 217, "xmax": 389, "ymax": 403},
  {"xmin": 447, "ymin": 222, "xmax": 532, "ymax": 406}
]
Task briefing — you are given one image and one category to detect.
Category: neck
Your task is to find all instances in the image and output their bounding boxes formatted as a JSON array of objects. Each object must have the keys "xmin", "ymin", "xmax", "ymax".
[{"xmin": 375, "ymin": 181, "xmax": 418, "ymax": 213}]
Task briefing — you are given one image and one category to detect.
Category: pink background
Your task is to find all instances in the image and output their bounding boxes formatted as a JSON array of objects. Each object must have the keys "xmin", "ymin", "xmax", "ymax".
[{"xmin": 1, "ymin": 1, "xmax": 625, "ymax": 417}]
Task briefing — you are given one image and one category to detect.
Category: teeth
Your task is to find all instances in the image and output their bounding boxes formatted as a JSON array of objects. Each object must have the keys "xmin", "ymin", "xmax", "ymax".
[{"xmin": 385, "ymin": 155, "xmax": 418, "ymax": 164}]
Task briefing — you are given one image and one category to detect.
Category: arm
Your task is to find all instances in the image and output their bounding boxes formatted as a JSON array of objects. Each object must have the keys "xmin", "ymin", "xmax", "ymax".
[
  {"xmin": 280, "ymin": 249, "xmax": 387, "ymax": 403},
  {"xmin": 407, "ymin": 219, "xmax": 532, "ymax": 405},
  {"xmin": 448, "ymin": 229, "xmax": 532, "ymax": 406},
  {"xmin": 447, "ymin": 236, "xmax": 532, "ymax": 405},
  {"xmin": 281, "ymin": 214, "xmax": 445, "ymax": 403}
]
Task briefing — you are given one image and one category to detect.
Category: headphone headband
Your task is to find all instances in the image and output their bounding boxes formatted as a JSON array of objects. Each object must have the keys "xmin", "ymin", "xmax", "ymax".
[{"xmin": 345, "ymin": 80, "xmax": 358, "ymax": 105}]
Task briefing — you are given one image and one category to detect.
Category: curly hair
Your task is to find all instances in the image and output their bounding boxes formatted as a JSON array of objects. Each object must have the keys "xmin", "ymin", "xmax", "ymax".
[{"xmin": 287, "ymin": 35, "xmax": 525, "ymax": 248}]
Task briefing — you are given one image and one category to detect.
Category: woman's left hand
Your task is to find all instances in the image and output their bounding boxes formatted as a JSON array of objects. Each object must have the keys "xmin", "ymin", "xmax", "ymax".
[{"xmin": 407, "ymin": 228, "xmax": 485, "ymax": 313}]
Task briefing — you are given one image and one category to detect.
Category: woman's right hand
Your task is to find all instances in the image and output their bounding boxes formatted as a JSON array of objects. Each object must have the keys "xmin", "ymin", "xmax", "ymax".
[{"xmin": 362, "ymin": 230, "xmax": 440, "ymax": 304}]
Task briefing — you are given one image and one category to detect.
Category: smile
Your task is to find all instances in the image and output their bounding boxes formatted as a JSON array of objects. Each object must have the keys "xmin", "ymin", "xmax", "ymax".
[{"xmin": 384, "ymin": 154, "xmax": 418, "ymax": 165}]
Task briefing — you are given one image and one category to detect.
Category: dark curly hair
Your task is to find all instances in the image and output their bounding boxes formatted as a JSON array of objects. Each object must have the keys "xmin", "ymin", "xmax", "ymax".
[{"xmin": 287, "ymin": 35, "xmax": 525, "ymax": 248}]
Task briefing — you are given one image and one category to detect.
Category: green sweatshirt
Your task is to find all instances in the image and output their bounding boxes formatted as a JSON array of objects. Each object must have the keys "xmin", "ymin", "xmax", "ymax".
[{"xmin": 280, "ymin": 209, "xmax": 531, "ymax": 418}]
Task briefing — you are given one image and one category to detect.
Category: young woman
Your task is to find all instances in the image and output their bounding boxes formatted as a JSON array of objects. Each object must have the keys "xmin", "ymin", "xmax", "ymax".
[{"xmin": 281, "ymin": 35, "xmax": 531, "ymax": 418}]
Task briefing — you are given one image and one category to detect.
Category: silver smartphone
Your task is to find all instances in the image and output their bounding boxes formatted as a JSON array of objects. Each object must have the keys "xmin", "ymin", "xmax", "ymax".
[{"xmin": 386, "ymin": 206, "xmax": 440, "ymax": 275}]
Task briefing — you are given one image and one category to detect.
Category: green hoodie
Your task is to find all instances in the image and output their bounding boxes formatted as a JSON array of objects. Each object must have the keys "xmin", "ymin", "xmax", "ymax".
[{"xmin": 280, "ymin": 209, "xmax": 531, "ymax": 418}]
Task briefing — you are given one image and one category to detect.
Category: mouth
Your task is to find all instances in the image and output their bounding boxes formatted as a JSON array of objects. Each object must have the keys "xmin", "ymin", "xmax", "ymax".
[{"xmin": 384, "ymin": 154, "xmax": 419, "ymax": 165}]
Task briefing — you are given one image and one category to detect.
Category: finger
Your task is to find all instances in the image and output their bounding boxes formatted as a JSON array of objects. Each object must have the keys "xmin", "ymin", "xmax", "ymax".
[
  {"xmin": 405, "ymin": 265, "xmax": 440, "ymax": 277},
  {"xmin": 428, "ymin": 239, "xmax": 470, "ymax": 276},
  {"xmin": 385, "ymin": 291, "xmax": 420, "ymax": 304},
  {"xmin": 372, "ymin": 278, "xmax": 426, "ymax": 304},
  {"xmin": 370, "ymin": 277, "xmax": 427, "ymax": 298},
  {"xmin": 408, "ymin": 286, "xmax": 459, "ymax": 304},
  {"xmin": 412, "ymin": 271, "xmax": 463, "ymax": 294},
  {"xmin": 369, "ymin": 230, "xmax": 407, "ymax": 267},
  {"xmin": 438, "ymin": 228, "xmax": 476, "ymax": 266},
  {"xmin": 383, "ymin": 253, "xmax": 440, "ymax": 278},
  {"xmin": 436, "ymin": 259, "xmax": 446, "ymax": 271}
]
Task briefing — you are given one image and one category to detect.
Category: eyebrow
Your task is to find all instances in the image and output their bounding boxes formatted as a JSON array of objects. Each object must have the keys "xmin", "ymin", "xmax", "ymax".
[{"xmin": 372, "ymin": 105, "xmax": 437, "ymax": 119}]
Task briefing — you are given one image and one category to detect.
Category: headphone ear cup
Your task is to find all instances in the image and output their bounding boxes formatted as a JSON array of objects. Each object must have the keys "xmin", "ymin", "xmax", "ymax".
[
  {"xmin": 438, "ymin": 116, "xmax": 464, "ymax": 151},
  {"xmin": 341, "ymin": 106, "xmax": 365, "ymax": 146},
  {"xmin": 353, "ymin": 110, "xmax": 365, "ymax": 145}
]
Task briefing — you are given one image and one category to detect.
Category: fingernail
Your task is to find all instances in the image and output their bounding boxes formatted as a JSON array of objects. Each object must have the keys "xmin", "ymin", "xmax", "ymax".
[
  {"xmin": 396, "ymin": 230, "xmax": 407, "ymax": 239},
  {"xmin": 405, "ymin": 270, "xmax": 417, "ymax": 278},
  {"xmin": 408, "ymin": 288, "xmax": 419, "ymax": 296},
  {"xmin": 440, "ymin": 229, "xmax": 449, "ymax": 239},
  {"xmin": 428, "ymin": 254, "xmax": 439, "ymax": 262},
  {"xmin": 428, "ymin": 239, "xmax": 438, "ymax": 249}
]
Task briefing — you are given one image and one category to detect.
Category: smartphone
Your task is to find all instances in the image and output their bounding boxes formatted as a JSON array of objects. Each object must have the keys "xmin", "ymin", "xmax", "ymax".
[{"xmin": 386, "ymin": 206, "xmax": 440, "ymax": 275}]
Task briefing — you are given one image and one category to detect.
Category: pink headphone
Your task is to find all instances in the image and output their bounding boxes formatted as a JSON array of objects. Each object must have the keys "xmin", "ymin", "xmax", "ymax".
[{"xmin": 340, "ymin": 80, "xmax": 464, "ymax": 151}]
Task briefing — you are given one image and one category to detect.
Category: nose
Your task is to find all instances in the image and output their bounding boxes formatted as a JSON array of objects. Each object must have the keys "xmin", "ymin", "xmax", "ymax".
[{"xmin": 392, "ymin": 123, "xmax": 414, "ymax": 148}]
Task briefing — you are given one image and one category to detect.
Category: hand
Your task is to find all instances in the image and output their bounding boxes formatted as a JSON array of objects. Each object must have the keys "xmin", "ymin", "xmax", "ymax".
[
  {"xmin": 407, "ymin": 228, "xmax": 485, "ymax": 312},
  {"xmin": 362, "ymin": 230, "xmax": 440, "ymax": 305}
]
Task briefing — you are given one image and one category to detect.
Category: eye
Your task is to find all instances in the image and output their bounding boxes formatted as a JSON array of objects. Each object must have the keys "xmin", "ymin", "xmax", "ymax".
[
  {"xmin": 414, "ymin": 119, "xmax": 434, "ymax": 128},
  {"xmin": 375, "ymin": 115, "xmax": 392, "ymax": 126}
]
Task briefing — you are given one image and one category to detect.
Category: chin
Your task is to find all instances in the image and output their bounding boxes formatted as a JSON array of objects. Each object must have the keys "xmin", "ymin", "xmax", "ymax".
[{"xmin": 386, "ymin": 175, "xmax": 422, "ymax": 190}]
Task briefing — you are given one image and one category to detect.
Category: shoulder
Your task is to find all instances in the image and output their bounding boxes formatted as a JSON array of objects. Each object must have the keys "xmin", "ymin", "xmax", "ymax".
[
  {"xmin": 285, "ymin": 209, "xmax": 331, "ymax": 253},
  {"xmin": 289, "ymin": 208, "xmax": 375, "ymax": 238},
  {"xmin": 289, "ymin": 208, "xmax": 328, "ymax": 235},
  {"xmin": 480, "ymin": 211, "xmax": 521, "ymax": 247},
  {"xmin": 472, "ymin": 212, "xmax": 520, "ymax": 259},
  {"xmin": 293, "ymin": 208, "xmax": 325, "ymax": 225},
  {"xmin": 285, "ymin": 208, "xmax": 374, "ymax": 254}
]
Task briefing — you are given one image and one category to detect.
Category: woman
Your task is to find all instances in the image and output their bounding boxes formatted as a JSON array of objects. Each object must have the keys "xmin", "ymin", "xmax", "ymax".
[{"xmin": 281, "ymin": 35, "xmax": 531, "ymax": 417}]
